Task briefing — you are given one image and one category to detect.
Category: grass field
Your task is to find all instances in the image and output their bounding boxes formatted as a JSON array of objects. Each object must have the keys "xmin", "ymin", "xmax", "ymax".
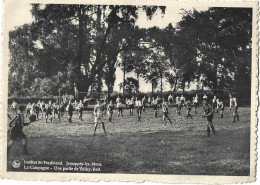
[{"xmin": 7, "ymin": 106, "xmax": 250, "ymax": 175}]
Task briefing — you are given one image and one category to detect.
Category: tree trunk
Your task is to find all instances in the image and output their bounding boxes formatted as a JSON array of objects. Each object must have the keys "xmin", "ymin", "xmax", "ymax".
[
  {"xmin": 137, "ymin": 72, "xmax": 140, "ymax": 94},
  {"xmin": 77, "ymin": 5, "xmax": 84, "ymax": 80},
  {"xmin": 160, "ymin": 73, "xmax": 163, "ymax": 96},
  {"xmin": 123, "ymin": 62, "xmax": 126, "ymax": 96},
  {"xmin": 97, "ymin": 73, "xmax": 102, "ymax": 99},
  {"xmin": 173, "ymin": 78, "xmax": 178, "ymax": 92}
]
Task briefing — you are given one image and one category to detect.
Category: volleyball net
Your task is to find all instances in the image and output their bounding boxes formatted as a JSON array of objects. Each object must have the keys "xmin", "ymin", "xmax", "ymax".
[{"xmin": 8, "ymin": 86, "xmax": 251, "ymax": 106}]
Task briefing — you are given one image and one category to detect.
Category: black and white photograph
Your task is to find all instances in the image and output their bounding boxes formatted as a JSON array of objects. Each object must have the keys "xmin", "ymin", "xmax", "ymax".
[{"xmin": 1, "ymin": 0, "xmax": 258, "ymax": 183}]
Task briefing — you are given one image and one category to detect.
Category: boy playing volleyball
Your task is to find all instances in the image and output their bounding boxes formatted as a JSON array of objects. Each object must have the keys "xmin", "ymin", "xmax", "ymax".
[
  {"xmin": 162, "ymin": 99, "xmax": 172, "ymax": 126},
  {"xmin": 93, "ymin": 100, "xmax": 106, "ymax": 135}
]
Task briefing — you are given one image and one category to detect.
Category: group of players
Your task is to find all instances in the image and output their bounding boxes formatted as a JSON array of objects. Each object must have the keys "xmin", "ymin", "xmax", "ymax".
[
  {"xmin": 10, "ymin": 98, "xmax": 89, "ymax": 123},
  {"xmin": 93, "ymin": 93, "xmax": 239, "ymax": 136},
  {"xmin": 7, "ymin": 93, "xmax": 240, "ymax": 155}
]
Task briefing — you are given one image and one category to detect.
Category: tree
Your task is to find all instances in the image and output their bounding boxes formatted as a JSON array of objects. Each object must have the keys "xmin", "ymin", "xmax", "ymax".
[
  {"xmin": 175, "ymin": 8, "xmax": 252, "ymax": 101},
  {"xmin": 9, "ymin": 24, "xmax": 40, "ymax": 97},
  {"xmin": 30, "ymin": 4, "xmax": 165, "ymax": 93},
  {"xmin": 119, "ymin": 77, "xmax": 139, "ymax": 96}
]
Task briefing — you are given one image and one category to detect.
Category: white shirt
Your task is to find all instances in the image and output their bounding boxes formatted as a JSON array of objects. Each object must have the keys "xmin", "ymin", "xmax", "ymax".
[
  {"xmin": 136, "ymin": 100, "xmax": 142, "ymax": 107},
  {"xmin": 117, "ymin": 102, "xmax": 123, "ymax": 108},
  {"xmin": 11, "ymin": 102, "xmax": 17, "ymax": 109}
]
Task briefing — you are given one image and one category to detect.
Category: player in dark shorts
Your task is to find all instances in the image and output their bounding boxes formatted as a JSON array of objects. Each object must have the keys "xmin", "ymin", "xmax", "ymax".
[
  {"xmin": 152, "ymin": 97, "xmax": 158, "ymax": 118},
  {"xmin": 25, "ymin": 102, "xmax": 31, "ymax": 118},
  {"xmin": 186, "ymin": 101, "xmax": 193, "ymax": 119},
  {"xmin": 176, "ymin": 101, "xmax": 182, "ymax": 117},
  {"xmin": 7, "ymin": 105, "xmax": 30, "ymax": 155},
  {"xmin": 63, "ymin": 100, "xmax": 68, "ymax": 110},
  {"xmin": 41, "ymin": 101, "xmax": 46, "ymax": 118},
  {"xmin": 168, "ymin": 94, "xmax": 173, "ymax": 108},
  {"xmin": 45, "ymin": 101, "xmax": 53, "ymax": 123},
  {"xmin": 53, "ymin": 102, "xmax": 59, "ymax": 120},
  {"xmin": 193, "ymin": 95, "xmax": 199, "ymax": 114},
  {"xmin": 67, "ymin": 100, "xmax": 74, "ymax": 123},
  {"xmin": 107, "ymin": 100, "xmax": 114, "ymax": 122},
  {"xmin": 142, "ymin": 96, "xmax": 146, "ymax": 112},
  {"xmin": 117, "ymin": 99, "xmax": 123, "ymax": 118},
  {"xmin": 136, "ymin": 97, "xmax": 143, "ymax": 121},
  {"xmin": 162, "ymin": 99, "xmax": 172, "ymax": 126},
  {"xmin": 129, "ymin": 97, "xmax": 135, "ymax": 116},
  {"xmin": 157, "ymin": 96, "xmax": 161, "ymax": 108},
  {"xmin": 34, "ymin": 103, "xmax": 40, "ymax": 120},
  {"xmin": 202, "ymin": 100, "xmax": 216, "ymax": 137},
  {"xmin": 218, "ymin": 100, "xmax": 224, "ymax": 118},
  {"xmin": 232, "ymin": 97, "xmax": 240, "ymax": 123},
  {"xmin": 60, "ymin": 101, "xmax": 65, "ymax": 117}
]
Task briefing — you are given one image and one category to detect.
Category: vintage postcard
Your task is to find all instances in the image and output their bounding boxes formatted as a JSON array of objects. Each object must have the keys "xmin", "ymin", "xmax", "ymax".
[{"xmin": 0, "ymin": 0, "xmax": 258, "ymax": 183}]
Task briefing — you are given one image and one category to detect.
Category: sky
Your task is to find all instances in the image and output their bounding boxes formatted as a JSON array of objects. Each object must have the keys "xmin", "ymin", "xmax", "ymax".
[{"xmin": 6, "ymin": 2, "xmax": 208, "ymax": 93}]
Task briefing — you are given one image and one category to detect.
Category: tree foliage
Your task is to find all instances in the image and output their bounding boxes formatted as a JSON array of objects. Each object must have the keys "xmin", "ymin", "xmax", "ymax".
[{"xmin": 8, "ymin": 6, "xmax": 252, "ymax": 105}]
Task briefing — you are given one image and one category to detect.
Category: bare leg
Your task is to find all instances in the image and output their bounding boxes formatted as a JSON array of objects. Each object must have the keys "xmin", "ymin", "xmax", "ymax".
[
  {"xmin": 207, "ymin": 124, "xmax": 210, "ymax": 137},
  {"xmin": 166, "ymin": 115, "xmax": 172, "ymax": 124},
  {"xmin": 93, "ymin": 122, "xmax": 98, "ymax": 135},
  {"xmin": 101, "ymin": 122, "xmax": 106, "ymax": 134},
  {"xmin": 163, "ymin": 116, "xmax": 166, "ymax": 126},
  {"xmin": 209, "ymin": 122, "xmax": 216, "ymax": 134}
]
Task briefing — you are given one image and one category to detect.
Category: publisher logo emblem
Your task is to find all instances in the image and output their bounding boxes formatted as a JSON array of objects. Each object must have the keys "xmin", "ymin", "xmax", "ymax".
[{"xmin": 12, "ymin": 160, "xmax": 20, "ymax": 168}]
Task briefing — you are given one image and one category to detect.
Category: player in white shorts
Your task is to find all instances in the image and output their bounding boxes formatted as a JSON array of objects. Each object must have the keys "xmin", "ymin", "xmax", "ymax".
[
  {"xmin": 107, "ymin": 100, "xmax": 114, "ymax": 122},
  {"xmin": 212, "ymin": 96, "xmax": 217, "ymax": 113},
  {"xmin": 168, "ymin": 94, "xmax": 173, "ymax": 107},
  {"xmin": 193, "ymin": 95, "xmax": 199, "ymax": 114},
  {"xmin": 10, "ymin": 100, "xmax": 18, "ymax": 115},
  {"xmin": 218, "ymin": 100, "xmax": 224, "ymax": 118},
  {"xmin": 147, "ymin": 96, "xmax": 151, "ymax": 107},
  {"xmin": 93, "ymin": 100, "xmax": 106, "ymax": 135},
  {"xmin": 77, "ymin": 100, "xmax": 84, "ymax": 120},
  {"xmin": 180, "ymin": 95, "xmax": 185, "ymax": 108},
  {"xmin": 117, "ymin": 99, "xmax": 123, "ymax": 118}
]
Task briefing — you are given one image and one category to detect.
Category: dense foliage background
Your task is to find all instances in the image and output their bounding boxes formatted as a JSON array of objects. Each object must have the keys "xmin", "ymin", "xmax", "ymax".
[{"xmin": 8, "ymin": 5, "xmax": 252, "ymax": 105}]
